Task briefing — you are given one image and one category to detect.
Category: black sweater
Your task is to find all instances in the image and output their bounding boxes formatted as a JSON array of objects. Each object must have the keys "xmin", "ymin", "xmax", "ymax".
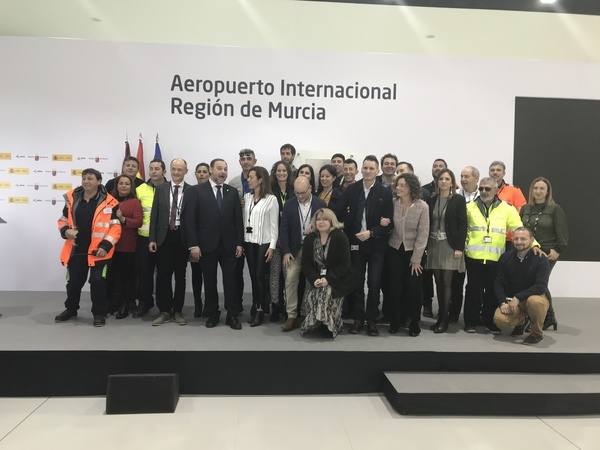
[
  {"xmin": 427, "ymin": 194, "xmax": 467, "ymax": 251},
  {"xmin": 494, "ymin": 248, "xmax": 550, "ymax": 304},
  {"xmin": 301, "ymin": 229, "xmax": 356, "ymax": 298}
]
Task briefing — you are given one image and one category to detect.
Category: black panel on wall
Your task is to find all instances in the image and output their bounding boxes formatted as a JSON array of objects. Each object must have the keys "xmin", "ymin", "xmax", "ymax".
[{"xmin": 513, "ymin": 97, "xmax": 600, "ymax": 262}]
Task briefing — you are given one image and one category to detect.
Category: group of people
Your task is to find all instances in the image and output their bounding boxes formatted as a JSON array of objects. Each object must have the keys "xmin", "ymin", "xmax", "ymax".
[{"xmin": 55, "ymin": 144, "xmax": 568, "ymax": 344}]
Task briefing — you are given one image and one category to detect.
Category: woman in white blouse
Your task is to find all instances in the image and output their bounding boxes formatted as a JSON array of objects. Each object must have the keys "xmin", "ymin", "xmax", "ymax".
[{"xmin": 244, "ymin": 166, "xmax": 279, "ymax": 327}]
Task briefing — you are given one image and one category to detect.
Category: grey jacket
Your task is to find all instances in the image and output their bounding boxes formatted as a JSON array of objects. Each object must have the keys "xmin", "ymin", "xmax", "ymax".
[{"xmin": 388, "ymin": 199, "xmax": 429, "ymax": 264}]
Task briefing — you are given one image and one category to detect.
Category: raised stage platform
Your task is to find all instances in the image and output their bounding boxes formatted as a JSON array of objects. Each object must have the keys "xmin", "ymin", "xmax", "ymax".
[{"xmin": 0, "ymin": 292, "xmax": 599, "ymax": 398}]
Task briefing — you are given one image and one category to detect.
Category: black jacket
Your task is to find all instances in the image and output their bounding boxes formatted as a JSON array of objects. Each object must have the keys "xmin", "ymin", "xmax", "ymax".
[
  {"xmin": 149, "ymin": 181, "xmax": 191, "ymax": 247},
  {"xmin": 494, "ymin": 248, "xmax": 550, "ymax": 304},
  {"xmin": 301, "ymin": 229, "xmax": 355, "ymax": 298},
  {"xmin": 336, "ymin": 180, "xmax": 393, "ymax": 251},
  {"xmin": 317, "ymin": 186, "xmax": 343, "ymax": 219},
  {"xmin": 183, "ymin": 181, "xmax": 243, "ymax": 254},
  {"xmin": 279, "ymin": 196, "xmax": 326, "ymax": 256},
  {"xmin": 427, "ymin": 194, "xmax": 467, "ymax": 251}
]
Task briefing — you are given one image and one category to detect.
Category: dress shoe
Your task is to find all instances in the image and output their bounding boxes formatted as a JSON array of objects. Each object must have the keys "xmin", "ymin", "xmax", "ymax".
[
  {"xmin": 523, "ymin": 333, "xmax": 543, "ymax": 345},
  {"xmin": 226, "ymin": 314, "xmax": 242, "ymax": 330},
  {"xmin": 115, "ymin": 304, "xmax": 129, "ymax": 320},
  {"xmin": 206, "ymin": 315, "xmax": 220, "ymax": 328},
  {"xmin": 422, "ymin": 305, "xmax": 434, "ymax": 318},
  {"xmin": 349, "ymin": 320, "xmax": 363, "ymax": 334},
  {"xmin": 408, "ymin": 321, "xmax": 421, "ymax": 337},
  {"xmin": 464, "ymin": 324, "xmax": 477, "ymax": 333},
  {"xmin": 282, "ymin": 317, "xmax": 298, "ymax": 332},
  {"xmin": 55, "ymin": 309, "xmax": 77, "ymax": 322},
  {"xmin": 429, "ymin": 321, "xmax": 440, "ymax": 331},
  {"xmin": 486, "ymin": 324, "xmax": 502, "ymax": 335},
  {"xmin": 433, "ymin": 321, "xmax": 449, "ymax": 334},
  {"xmin": 250, "ymin": 310, "xmax": 265, "ymax": 327},
  {"xmin": 388, "ymin": 323, "xmax": 400, "ymax": 334},
  {"xmin": 193, "ymin": 307, "xmax": 203, "ymax": 319},
  {"xmin": 173, "ymin": 312, "xmax": 187, "ymax": 326},
  {"xmin": 93, "ymin": 315, "xmax": 106, "ymax": 327},
  {"xmin": 367, "ymin": 321, "xmax": 379, "ymax": 336},
  {"xmin": 152, "ymin": 312, "xmax": 171, "ymax": 326}
]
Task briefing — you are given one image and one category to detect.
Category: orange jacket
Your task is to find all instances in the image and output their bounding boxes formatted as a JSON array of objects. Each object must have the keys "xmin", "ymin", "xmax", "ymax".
[
  {"xmin": 497, "ymin": 182, "xmax": 526, "ymax": 211},
  {"xmin": 57, "ymin": 186, "xmax": 121, "ymax": 266}
]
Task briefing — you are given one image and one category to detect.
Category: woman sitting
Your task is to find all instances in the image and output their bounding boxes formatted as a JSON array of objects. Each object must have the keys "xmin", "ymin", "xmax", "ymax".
[{"xmin": 301, "ymin": 208, "xmax": 354, "ymax": 338}]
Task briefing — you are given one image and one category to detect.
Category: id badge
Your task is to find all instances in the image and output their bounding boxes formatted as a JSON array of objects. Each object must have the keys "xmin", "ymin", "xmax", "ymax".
[
  {"xmin": 350, "ymin": 244, "xmax": 359, "ymax": 252},
  {"xmin": 320, "ymin": 268, "xmax": 327, "ymax": 276},
  {"xmin": 483, "ymin": 235, "xmax": 492, "ymax": 244}
]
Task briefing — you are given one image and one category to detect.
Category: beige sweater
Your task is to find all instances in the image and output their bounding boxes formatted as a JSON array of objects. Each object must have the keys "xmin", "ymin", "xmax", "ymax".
[{"xmin": 388, "ymin": 199, "xmax": 430, "ymax": 264}]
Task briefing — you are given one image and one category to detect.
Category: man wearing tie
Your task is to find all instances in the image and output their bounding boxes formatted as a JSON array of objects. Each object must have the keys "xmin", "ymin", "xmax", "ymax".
[
  {"xmin": 149, "ymin": 159, "xmax": 191, "ymax": 326},
  {"xmin": 184, "ymin": 158, "xmax": 245, "ymax": 330}
]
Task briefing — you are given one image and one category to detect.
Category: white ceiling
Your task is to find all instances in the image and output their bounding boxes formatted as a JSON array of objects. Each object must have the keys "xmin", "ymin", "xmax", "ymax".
[{"xmin": 1, "ymin": 0, "xmax": 600, "ymax": 61}]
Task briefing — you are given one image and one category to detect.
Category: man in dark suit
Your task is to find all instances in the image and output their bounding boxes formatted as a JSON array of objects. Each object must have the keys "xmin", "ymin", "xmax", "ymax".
[
  {"xmin": 184, "ymin": 158, "xmax": 244, "ymax": 330},
  {"xmin": 336, "ymin": 155, "xmax": 393, "ymax": 336},
  {"xmin": 149, "ymin": 159, "xmax": 191, "ymax": 326},
  {"xmin": 280, "ymin": 176, "xmax": 326, "ymax": 331}
]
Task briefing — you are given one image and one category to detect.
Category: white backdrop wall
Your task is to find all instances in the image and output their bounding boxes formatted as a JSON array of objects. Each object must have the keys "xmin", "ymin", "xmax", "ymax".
[{"xmin": 0, "ymin": 37, "xmax": 598, "ymax": 297}]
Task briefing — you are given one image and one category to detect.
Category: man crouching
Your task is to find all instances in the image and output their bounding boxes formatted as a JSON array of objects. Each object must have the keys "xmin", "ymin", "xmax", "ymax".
[{"xmin": 493, "ymin": 227, "xmax": 550, "ymax": 344}]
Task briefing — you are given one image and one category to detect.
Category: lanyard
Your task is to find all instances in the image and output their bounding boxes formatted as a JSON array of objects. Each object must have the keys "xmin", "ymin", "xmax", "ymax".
[
  {"xmin": 248, "ymin": 197, "xmax": 261, "ymax": 224},
  {"xmin": 280, "ymin": 191, "xmax": 287, "ymax": 207},
  {"xmin": 298, "ymin": 202, "xmax": 311, "ymax": 233},
  {"xmin": 321, "ymin": 234, "xmax": 332, "ymax": 260},
  {"xmin": 531, "ymin": 206, "xmax": 545, "ymax": 234},
  {"xmin": 435, "ymin": 196, "xmax": 449, "ymax": 228}
]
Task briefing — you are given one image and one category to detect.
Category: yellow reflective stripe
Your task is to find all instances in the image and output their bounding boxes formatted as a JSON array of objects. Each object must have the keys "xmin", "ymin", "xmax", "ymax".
[
  {"xmin": 490, "ymin": 227, "xmax": 505, "ymax": 234},
  {"xmin": 92, "ymin": 232, "xmax": 105, "ymax": 239},
  {"xmin": 468, "ymin": 226, "xmax": 486, "ymax": 232},
  {"xmin": 109, "ymin": 219, "xmax": 121, "ymax": 225},
  {"xmin": 142, "ymin": 207, "xmax": 152, "ymax": 212},
  {"xmin": 104, "ymin": 235, "xmax": 117, "ymax": 244},
  {"xmin": 95, "ymin": 222, "xmax": 110, "ymax": 228},
  {"xmin": 139, "ymin": 224, "xmax": 150, "ymax": 231}
]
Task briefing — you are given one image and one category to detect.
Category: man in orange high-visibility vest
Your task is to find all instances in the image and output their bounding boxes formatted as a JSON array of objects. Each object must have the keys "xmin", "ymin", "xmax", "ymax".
[{"xmin": 55, "ymin": 168, "xmax": 121, "ymax": 327}]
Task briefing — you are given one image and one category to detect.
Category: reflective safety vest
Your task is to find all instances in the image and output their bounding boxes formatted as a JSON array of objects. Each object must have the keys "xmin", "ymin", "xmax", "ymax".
[
  {"xmin": 57, "ymin": 187, "xmax": 121, "ymax": 266},
  {"xmin": 136, "ymin": 182, "xmax": 156, "ymax": 237},
  {"xmin": 465, "ymin": 198, "xmax": 523, "ymax": 263}
]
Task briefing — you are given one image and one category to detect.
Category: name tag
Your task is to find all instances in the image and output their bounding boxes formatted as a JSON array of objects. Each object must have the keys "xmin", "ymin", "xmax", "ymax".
[
  {"xmin": 320, "ymin": 268, "xmax": 327, "ymax": 276},
  {"xmin": 103, "ymin": 207, "xmax": 112, "ymax": 214},
  {"xmin": 351, "ymin": 245, "xmax": 359, "ymax": 251},
  {"xmin": 483, "ymin": 236, "xmax": 492, "ymax": 244}
]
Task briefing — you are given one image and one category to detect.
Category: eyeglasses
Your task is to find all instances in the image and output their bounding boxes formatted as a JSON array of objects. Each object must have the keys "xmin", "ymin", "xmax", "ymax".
[{"xmin": 478, "ymin": 186, "xmax": 493, "ymax": 192}]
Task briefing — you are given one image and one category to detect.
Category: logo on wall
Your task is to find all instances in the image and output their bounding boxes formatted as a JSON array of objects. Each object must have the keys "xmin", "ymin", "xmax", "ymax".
[
  {"xmin": 0, "ymin": 182, "xmax": 10, "ymax": 189},
  {"xmin": 52, "ymin": 154, "xmax": 73, "ymax": 162},
  {"xmin": 8, "ymin": 196, "xmax": 29, "ymax": 204},
  {"xmin": 8, "ymin": 168, "xmax": 29, "ymax": 175},
  {"xmin": 52, "ymin": 183, "xmax": 72, "ymax": 191},
  {"xmin": 0, "ymin": 152, "xmax": 11, "ymax": 160},
  {"xmin": 71, "ymin": 169, "xmax": 83, "ymax": 176}
]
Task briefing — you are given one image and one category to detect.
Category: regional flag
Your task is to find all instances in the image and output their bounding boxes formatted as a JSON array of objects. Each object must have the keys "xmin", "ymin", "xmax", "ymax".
[
  {"xmin": 136, "ymin": 134, "xmax": 145, "ymax": 179},
  {"xmin": 154, "ymin": 134, "xmax": 163, "ymax": 161}
]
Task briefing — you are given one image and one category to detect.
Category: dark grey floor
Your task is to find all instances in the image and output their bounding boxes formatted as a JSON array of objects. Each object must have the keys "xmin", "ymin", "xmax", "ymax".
[
  {"xmin": 0, "ymin": 291, "xmax": 596, "ymax": 352},
  {"xmin": 384, "ymin": 372, "xmax": 600, "ymax": 393}
]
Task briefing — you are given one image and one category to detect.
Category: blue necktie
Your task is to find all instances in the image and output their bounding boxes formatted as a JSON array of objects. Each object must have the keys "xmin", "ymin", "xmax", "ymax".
[{"xmin": 216, "ymin": 185, "xmax": 223, "ymax": 210}]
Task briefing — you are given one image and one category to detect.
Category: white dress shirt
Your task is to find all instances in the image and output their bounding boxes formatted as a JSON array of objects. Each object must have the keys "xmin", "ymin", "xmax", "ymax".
[
  {"xmin": 169, "ymin": 182, "xmax": 184, "ymax": 227},
  {"xmin": 243, "ymin": 193, "xmax": 279, "ymax": 248},
  {"xmin": 361, "ymin": 180, "xmax": 375, "ymax": 232}
]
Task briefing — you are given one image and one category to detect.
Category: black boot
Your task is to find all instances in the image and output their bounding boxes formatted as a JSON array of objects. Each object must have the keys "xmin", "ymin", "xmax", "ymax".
[
  {"xmin": 250, "ymin": 310, "xmax": 264, "ymax": 327},
  {"xmin": 115, "ymin": 303, "xmax": 129, "ymax": 319},
  {"xmin": 543, "ymin": 298, "xmax": 558, "ymax": 331}
]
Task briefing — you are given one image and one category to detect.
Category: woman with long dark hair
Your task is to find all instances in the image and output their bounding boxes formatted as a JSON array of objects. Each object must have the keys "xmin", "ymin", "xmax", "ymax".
[
  {"xmin": 243, "ymin": 166, "xmax": 279, "ymax": 326},
  {"xmin": 520, "ymin": 176, "xmax": 568, "ymax": 330},
  {"xmin": 269, "ymin": 161, "xmax": 295, "ymax": 321},
  {"xmin": 425, "ymin": 169, "xmax": 467, "ymax": 333},
  {"xmin": 317, "ymin": 164, "xmax": 343, "ymax": 216},
  {"xmin": 111, "ymin": 175, "xmax": 143, "ymax": 318},
  {"xmin": 296, "ymin": 164, "xmax": 316, "ymax": 194}
]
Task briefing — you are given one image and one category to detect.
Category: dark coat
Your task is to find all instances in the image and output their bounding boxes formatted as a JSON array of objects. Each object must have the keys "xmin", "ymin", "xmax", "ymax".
[
  {"xmin": 279, "ymin": 196, "xmax": 326, "ymax": 256},
  {"xmin": 301, "ymin": 229, "xmax": 355, "ymax": 298},
  {"xmin": 183, "ymin": 181, "xmax": 243, "ymax": 254},
  {"xmin": 149, "ymin": 181, "xmax": 191, "ymax": 247},
  {"xmin": 427, "ymin": 193, "xmax": 467, "ymax": 251}
]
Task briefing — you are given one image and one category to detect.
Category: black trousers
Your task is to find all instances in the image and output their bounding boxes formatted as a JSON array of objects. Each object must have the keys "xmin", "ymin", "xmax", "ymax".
[
  {"xmin": 156, "ymin": 229, "xmax": 188, "ymax": 313},
  {"xmin": 202, "ymin": 240, "xmax": 241, "ymax": 318},
  {"xmin": 191, "ymin": 260, "xmax": 204, "ymax": 315},
  {"xmin": 451, "ymin": 271, "xmax": 466, "ymax": 319},
  {"xmin": 111, "ymin": 251, "xmax": 137, "ymax": 310},
  {"xmin": 244, "ymin": 242, "xmax": 271, "ymax": 311},
  {"xmin": 350, "ymin": 246, "xmax": 385, "ymax": 322},
  {"xmin": 422, "ymin": 267, "xmax": 434, "ymax": 310},
  {"xmin": 136, "ymin": 235, "xmax": 157, "ymax": 309},
  {"xmin": 64, "ymin": 253, "xmax": 109, "ymax": 316},
  {"xmin": 235, "ymin": 253, "xmax": 245, "ymax": 306},
  {"xmin": 387, "ymin": 245, "xmax": 423, "ymax": 326},
  {"xmin": 380, "ymin": 247, "xmax": 394, "ymax": 321},
  {"xmin": 464, "ymin": 257, "xmax": 498, "ymax": 327}
]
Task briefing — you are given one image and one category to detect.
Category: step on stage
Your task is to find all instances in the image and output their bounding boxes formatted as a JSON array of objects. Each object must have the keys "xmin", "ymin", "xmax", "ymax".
[{"xmin": 1, "ymin": 292, "xmax": 600, "ymax": 412}]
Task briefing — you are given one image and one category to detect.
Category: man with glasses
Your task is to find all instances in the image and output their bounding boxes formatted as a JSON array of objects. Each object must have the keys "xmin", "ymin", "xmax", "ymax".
[
  {"xmin": 279, "ymin": 176, "xmax": 326, "ymax": 331},
  {"xmin": 463, "ymin": 177, "xmax": 534, "ymax": 333}
]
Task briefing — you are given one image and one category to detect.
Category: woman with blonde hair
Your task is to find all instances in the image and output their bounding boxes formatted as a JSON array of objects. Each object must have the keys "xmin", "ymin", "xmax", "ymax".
[
  {"xmin": 301, "ymin": 208, "xmax": 354, "ymax": 337},
  {"xmin": 520, "ymin": 176, "xmax": 568, "ymax": 330}
]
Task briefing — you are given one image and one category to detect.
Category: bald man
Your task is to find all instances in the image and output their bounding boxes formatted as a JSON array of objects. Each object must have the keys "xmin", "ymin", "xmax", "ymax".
[{"xmin": 279, "ymin": 176, "xmax": 326, "ymax": 331}]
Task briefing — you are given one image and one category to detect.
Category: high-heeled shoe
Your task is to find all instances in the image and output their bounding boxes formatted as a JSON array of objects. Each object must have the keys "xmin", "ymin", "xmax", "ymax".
[
  {"xmin": 115, "ymin": 304, "xmax": 129, "ymax": 319},
  {"xmin": 433, "ymin": 320, "xmax": 449, "ymax": 334},
  {"xmin": 408, "ymin": 321, "xmax": 421, "ymax": 337},
  {"xmin": 250, "ymin": 310, "xmax": 264, "ymax": 327},
  {"xmin": 543, "ymin": 316, "xmax": 558, "ymax": 331},
  {"xmin": 429, "ymin": 321, "xmax": 440, "ymax": 331}
]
